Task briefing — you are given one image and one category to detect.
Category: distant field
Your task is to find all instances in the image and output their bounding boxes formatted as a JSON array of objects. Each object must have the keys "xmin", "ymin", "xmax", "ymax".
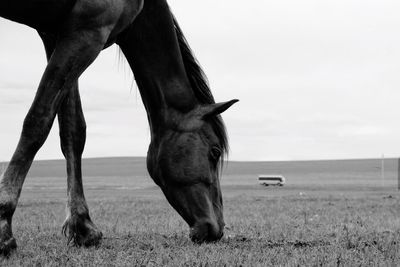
[
  {"xmin": 0, "ymin": 157, "xmax": 400, "ymax": 266},
  {"xmin": 19, "ymin": 156, "xmax": 400, "ymax": 188}
]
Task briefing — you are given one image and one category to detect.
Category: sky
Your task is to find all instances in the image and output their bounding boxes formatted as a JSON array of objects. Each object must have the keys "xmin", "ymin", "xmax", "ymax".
[{"xmin": 1, "ymin": 0, "xmax": 400, "ymax": 161}]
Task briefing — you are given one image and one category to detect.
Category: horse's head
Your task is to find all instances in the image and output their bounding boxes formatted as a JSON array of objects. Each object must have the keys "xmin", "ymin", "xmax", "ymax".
[{"xmin": 147, "ymin": 99, "xmax": 238, "ymax": 243}]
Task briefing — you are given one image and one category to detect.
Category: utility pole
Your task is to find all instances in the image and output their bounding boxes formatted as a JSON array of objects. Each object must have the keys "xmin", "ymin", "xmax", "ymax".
[
  {"xmin": 398, "ymin": 158, "xmax": 400, "ymax": 191},
  {"xmin": 381, "ymin": 154, "xmax": 385, "ymax": 187},
  {"xmin": 0, "ymin": 161, "xmax": 4, "ymax": 175}
]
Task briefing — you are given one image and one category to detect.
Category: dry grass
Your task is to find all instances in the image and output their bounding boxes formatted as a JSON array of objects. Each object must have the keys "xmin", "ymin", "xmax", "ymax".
[{"xmin": 0, "ymin": 185, "xmax": 399, "ymax": 266}]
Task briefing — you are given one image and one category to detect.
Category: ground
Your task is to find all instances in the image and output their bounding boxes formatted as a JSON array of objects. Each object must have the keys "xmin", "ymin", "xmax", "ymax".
[{"xmin": 0, "ymin": 158, "xmax": 399, "ymax": 266}]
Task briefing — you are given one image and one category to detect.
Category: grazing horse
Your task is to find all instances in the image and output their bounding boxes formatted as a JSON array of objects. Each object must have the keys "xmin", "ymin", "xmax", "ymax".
[{"xmin": 0, "ymin": 0, "xmax": 238, "ymax": 254}]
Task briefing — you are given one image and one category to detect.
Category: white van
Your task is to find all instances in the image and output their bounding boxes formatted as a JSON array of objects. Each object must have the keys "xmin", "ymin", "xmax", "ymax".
[{"xmin": 258, "ymin": 175, "xmax": 285, "ymax": 186}]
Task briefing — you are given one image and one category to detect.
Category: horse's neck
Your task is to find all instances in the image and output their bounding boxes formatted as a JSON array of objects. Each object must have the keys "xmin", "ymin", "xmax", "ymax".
[{"xmin": 118, "ymin": 0, "xmax": 198, "ymax": 134}]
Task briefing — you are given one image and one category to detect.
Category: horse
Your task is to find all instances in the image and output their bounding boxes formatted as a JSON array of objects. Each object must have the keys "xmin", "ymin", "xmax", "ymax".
[{"xmin": 0, "ymin": 0, "xmax": 238, "ymax": 254}]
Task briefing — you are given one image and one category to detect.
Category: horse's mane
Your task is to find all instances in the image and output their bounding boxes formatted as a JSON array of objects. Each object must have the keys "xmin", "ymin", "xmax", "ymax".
[{"xmin": 172, "ymin": 16, "xmax": 229, "ymax": 165}]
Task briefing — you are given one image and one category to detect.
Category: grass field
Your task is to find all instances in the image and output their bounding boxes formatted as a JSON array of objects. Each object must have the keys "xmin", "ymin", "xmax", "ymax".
[{"xmin": 1, "ymin": 157, "xmax": 400, "ymax": 266}]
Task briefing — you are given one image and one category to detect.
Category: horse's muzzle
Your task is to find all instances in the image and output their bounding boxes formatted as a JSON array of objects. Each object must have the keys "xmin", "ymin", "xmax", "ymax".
[{"xmin": 189, "ymin": 220, "xmax": 224, "ymax": 243}]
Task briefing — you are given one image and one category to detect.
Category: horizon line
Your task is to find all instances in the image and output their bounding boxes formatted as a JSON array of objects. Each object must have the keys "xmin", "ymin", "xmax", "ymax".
[{"xmin": 1, "ymin": 155, "xmax": 398, "ymax": 164}]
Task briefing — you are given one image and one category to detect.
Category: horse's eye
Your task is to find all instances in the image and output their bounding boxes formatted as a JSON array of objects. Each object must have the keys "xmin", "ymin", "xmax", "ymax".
[{"xmin": 210, "ymin": 147, "xmax": 222, "ymax": 161}]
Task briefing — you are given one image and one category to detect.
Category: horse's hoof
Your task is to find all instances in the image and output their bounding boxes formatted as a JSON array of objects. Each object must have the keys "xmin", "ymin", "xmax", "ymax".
[
  {"xmin": 0, "ymin": 237, "xmax": 16, "ymax": 256},
  {"xmin": 81, "ymin": 228, "xmax": 102, "ymax": 247},
  {"xmin": 62, "ymin": 215, "xmax": 103, "ymax": 247}
]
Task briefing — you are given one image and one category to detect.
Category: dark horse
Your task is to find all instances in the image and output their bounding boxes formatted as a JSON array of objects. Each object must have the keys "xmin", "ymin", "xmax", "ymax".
[{"xmin": 0, "ymin": 0, "xmax": 237, "ymax": 254}]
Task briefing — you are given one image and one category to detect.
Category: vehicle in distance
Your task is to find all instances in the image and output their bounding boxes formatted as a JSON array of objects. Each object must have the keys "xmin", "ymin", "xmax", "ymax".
[{"xmin": 258, "ymin": 175, "xmax": 286, "ymax": 186}]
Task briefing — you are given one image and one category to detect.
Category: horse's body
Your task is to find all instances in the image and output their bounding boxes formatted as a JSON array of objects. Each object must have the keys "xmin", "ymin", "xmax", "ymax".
[
  {"xmin": 0, "ymin": 0, "xmax": 75, "ymax": 29},
  {"xmin": 0, "ymin": 0, "xmax": 237, "ymax": 254}
]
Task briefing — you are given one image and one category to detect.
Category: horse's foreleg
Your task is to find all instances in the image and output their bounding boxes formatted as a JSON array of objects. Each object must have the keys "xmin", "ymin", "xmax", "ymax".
[
  {"xmin": 39, "ymin": 32, "xmax": 102, "ymax": 247},
  {"xmin": 0, "ymin": 28, "xmax": 107, "ymax": 254},
  {"xmin": 58, "ymin": 86, "xmax": 102, "ymax": 247}
]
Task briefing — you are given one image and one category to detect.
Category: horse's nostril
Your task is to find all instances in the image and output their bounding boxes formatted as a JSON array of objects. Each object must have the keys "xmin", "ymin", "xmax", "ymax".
[{"xmin": 217, "ymin": 230, "xmax": 224, "ymax": 240}]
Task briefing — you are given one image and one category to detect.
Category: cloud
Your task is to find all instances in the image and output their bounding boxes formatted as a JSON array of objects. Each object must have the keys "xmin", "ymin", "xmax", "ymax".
[{"xmin": 1, "ymin": 1, "xmax": 400, "ymax": 161}]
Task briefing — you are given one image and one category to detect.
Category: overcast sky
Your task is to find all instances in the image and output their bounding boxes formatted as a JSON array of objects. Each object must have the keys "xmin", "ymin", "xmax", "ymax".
[{"xmin": 1, "ymin": 0, "xmax": 400, "ymax": 161}]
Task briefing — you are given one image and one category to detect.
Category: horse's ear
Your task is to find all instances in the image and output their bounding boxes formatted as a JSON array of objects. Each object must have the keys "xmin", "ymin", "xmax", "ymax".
[
  {"xmin": 199, "ymin": 99, "xmax": 239, "ymax": 119},
  {"xmin": 181, "ymin": 99, "xmax": 238, "ymax": 130}
]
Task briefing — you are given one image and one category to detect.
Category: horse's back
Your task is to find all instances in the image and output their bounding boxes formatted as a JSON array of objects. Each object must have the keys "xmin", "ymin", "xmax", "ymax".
[{"xmin": 0, "ymin": 0, "xmax": 77, "ymax": 31}]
